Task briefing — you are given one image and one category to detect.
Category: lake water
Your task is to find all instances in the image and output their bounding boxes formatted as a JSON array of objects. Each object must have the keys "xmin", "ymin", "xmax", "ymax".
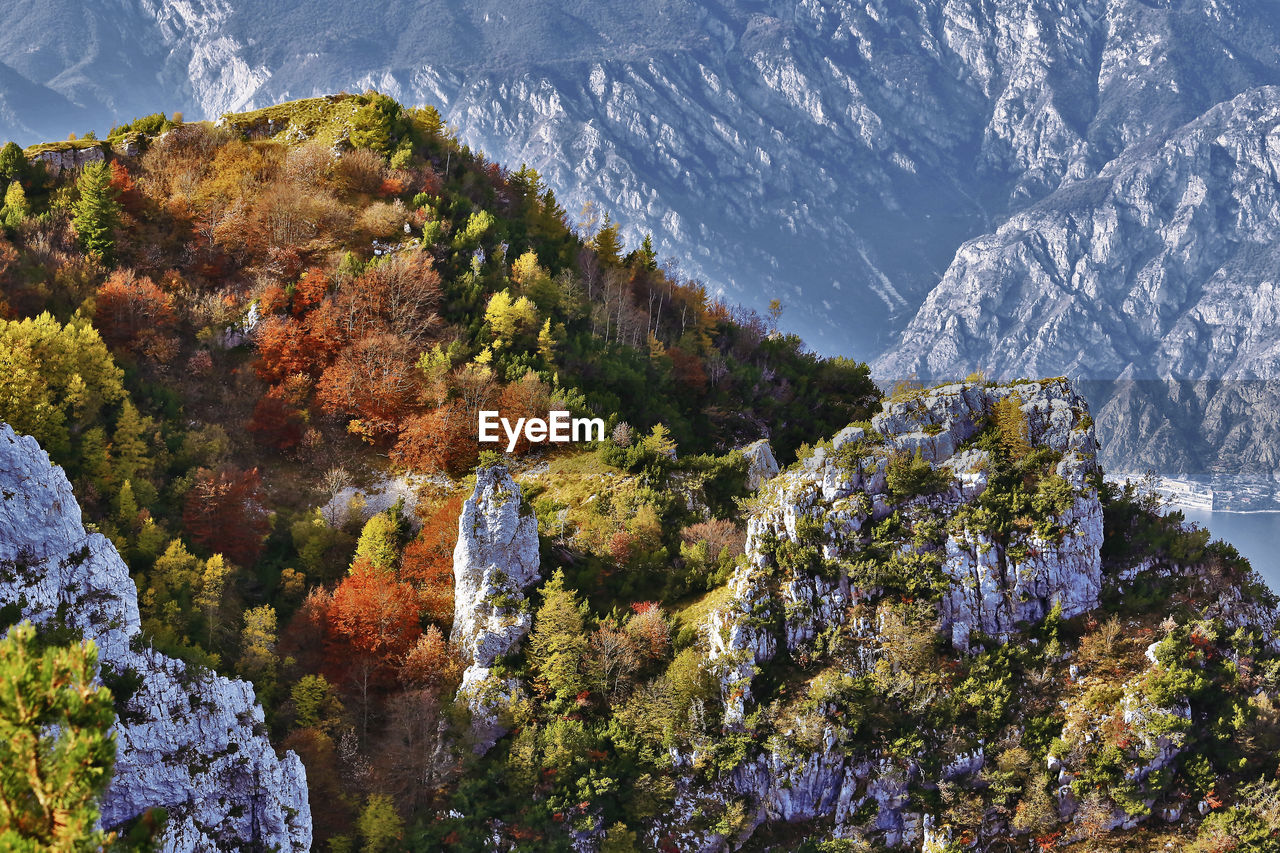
[{"xmin": 1178, "ymin": 507, "xmax": 1280, "ymax": 593}]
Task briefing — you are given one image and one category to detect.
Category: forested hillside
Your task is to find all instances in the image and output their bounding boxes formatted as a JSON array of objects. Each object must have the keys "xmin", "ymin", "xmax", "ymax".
[{"xmin": 0, "ymin": 92, "xmax": 878, "ymax": 849}]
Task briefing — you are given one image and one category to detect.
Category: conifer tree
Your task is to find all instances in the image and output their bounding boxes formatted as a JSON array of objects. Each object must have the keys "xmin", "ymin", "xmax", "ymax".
[
  {"xmin": 592, "ymin": 213, "xmax": 622, "ymax": 263},
  {"xmin": 0, "ymin": 621, "xmax": 117, "ymax": 850},
  {"xmin": 993, "ymin": 393, "xmax": 1031, "ymax": 459},
  {"xmin": 529, "ymin": 570, "xmax": 589, "ymax": 706},
  {"xmin": 72, "ymin": 162, "xmax": 121, "ymax": 263}
]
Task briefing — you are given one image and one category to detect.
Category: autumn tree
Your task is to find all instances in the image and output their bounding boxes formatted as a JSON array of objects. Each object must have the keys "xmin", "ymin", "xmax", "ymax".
[
  {"xmin": 73, "ymin": 162, "xmax": 121, "ymax": 263},
  {"xmin": 253, "ymin": 315, "xmax": 316, "ymax": 383},
  {"xmin": 354, "ymin": 510, "xmax": 402, "ymax": 573},
  {"xmin": 994, "ymin": 393, "xmax": 1031, "ymax": 459},
  {"xmin": 494, "ymin": 372, "xmax": 552, "ymax": 455},
  {"xmin": 372, "ymin": 688, "xmax": 454, "ymax": 815},
  {"xmin": 399, "ymin": 627, "xmax": 461, "ymax": 694},
  {"xmin": 399, "ymin": 495, "xmax": 462, "ymax": 626},
  {"xmin": 195, "ymin": 554, "xmax": 233, "ymax": 648},
  {"xmin": 94, "ymin": 270, "xmax": 174, "ymax": 353},
  {"xmin": 356, "ymin": 793, "xmax": 404, "ymax": 853},
  {"xmin": 0, "ymin": 313, "xmax": 124, "ymax": 460},
  {"xmin": 327, "ymin": 566, "xmax": 422, "ymax": 737},
  {"xmin": 391, "ymin": 400, "xmax": 476, "ymax": 475},
  {"xmin": 240, "ymin": 605, "xmax": 279, "ymax": 703},
  {"xmin": 249, "ymin": 391, "xmax": 305, "ymax": 451},
  {"xmin": 484, "ymin": 289, "xmax": 539, "ymax": 350},
  {"xmin": 182, "ymin": 467, "xmax": 270, "ymax": 567},
  {"xmin": 589, "ymin": 617, "xmax": 640, "ymax": 702},
  {"xmin": 317, "ymin": 333, "xmax": 420, "ymax": 438}
]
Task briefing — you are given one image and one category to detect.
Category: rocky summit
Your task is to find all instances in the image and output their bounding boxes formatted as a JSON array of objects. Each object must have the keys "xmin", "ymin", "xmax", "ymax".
[{"xmin": 0, "ymin": 425, "xmax": 311, "ymax": 852}]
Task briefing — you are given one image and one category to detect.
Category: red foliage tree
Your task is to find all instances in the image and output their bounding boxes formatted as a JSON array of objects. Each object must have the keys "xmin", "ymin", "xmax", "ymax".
[
  {"xmin": 329, "ymin": 564, "xmax": 422, "ymax": 664},
  {"xmin": 668, "ymin": 347, "xmax": 707, "ymax": 394},
  {"xmin": 292, "ymin": 267, "xmax": 330, "ymax": 316},
  {"xmin": 494, "ymin": 373, "xmax": 551, "ymax": 455},
  {"xmin": 330, "ymin": 252, "xmax": 442, "ymax": 347},
  {"xmin": 327, "ymin": 564, "xmax": 423, "ymax": 735},
  {"xmin": 95, "ymin": 270, "xmax": 175, "ymax": 352},
  {"xmin": 182, "ymin": 467, "xmax": 270, "ymax": 567},
  {"xmin": 249, "ymin": 386, "xmax": 305, "ymax": 450},
  {"xmin": 280, "ymin": 587, "xmax": 333, "ymax": 675},
  {"xmin": 316, "ymin": 333, "xmax": 419, "ymax": 437},
  {"xmin": 400, "ymin": 494, "xmax": 462, "ymax": 628},
  {"xmin": 108, "ymin": 160, "xmax": 145, "ymax": 217},
  {"xmin": 253, "ymin": 315, "xmax": 319, "ymax": 383}
]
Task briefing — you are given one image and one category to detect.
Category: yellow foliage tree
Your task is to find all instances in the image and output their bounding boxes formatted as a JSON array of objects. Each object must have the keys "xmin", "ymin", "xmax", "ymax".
[
  {"xmin": 0, "ymin": 312, "xmax": 124, "ymax": 457},
  {"xmin": 485, "ymin": 289, "xmax": 538, "ymax": 349}
]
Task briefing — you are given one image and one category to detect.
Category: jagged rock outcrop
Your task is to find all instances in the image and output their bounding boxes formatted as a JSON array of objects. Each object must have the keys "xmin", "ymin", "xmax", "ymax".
[
  {"xmin": 450, "ymin": 464, "xmax": 541, "ymax": 753},
  {"xmin": 0, "ymin": 424, "xmax": 310, "ymax": 852},
  {"xmin": 28, "ymin": 143, "xmax": 106, "ymax": 175},
  {"xmin": 740, "ymin": 439, "xmax": 779, "ymax": 492},
  {"xmin": 692, "ymin": 380, "xmax": 1104, "ymax": 847}
]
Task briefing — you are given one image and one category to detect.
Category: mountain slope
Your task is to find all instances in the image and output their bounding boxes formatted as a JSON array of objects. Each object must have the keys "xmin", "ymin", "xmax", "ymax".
[
  {"xmin": 7, "ymin": 0, "xmax": 1280, "ymax": 357},
  {"xmin": 875, "ymin": 86, "xmax": 1280, "ymax": 483}
]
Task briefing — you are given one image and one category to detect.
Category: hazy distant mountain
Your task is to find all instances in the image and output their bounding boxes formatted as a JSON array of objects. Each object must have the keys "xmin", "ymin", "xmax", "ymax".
[{"xmin": 5, "ymin": 0, "xmax": 1280, "ymax": 483}]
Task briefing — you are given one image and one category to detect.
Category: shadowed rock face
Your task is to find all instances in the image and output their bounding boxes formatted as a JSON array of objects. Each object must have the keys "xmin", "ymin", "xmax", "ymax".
[
  {"xmin": 450, "ymin": 464, "xmax": 541, "ymax": 753},
  {"xmin": 0, "ymin": 424, "xmax": 311, "ymax": 853}
]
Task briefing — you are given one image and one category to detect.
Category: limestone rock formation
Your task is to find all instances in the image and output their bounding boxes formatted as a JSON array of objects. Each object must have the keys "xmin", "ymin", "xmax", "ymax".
[
  {"xmin": 740, "ymin": 439, "xmax": 779, "ymax": 492},
  {"xmin": 690, "ymin": 380, "xmax": 1105, "ymax": 846},
  {"xmin": 0, "ymin": 424, "xmax": 311, "ymax": 852},
  {"xmin": 450, "ymin": 464, "xmax": 541, "ymax": 753}
]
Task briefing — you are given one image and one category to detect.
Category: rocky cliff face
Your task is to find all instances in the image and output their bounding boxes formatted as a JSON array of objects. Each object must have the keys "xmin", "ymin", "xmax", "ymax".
[
  {"xmin": 0, "ymin": 424, "xmax": 311, "ymax": 852},
  {"xmin": 876, "ymin": 86, "xmax": 1280, "ymax": 484},
  {"xmin": 674, "ymin": 380, "xmax": 1114, "ymax": 849},
  {"xmin": 450, "ymin": 464, "xmax": 541, "ymax": 753}
]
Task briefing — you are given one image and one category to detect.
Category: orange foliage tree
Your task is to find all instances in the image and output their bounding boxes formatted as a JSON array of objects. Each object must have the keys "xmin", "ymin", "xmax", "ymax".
[
  {"xmin": 327, "ymin": 563, "xmax": 423, "ymax": 736},
  {"xmin": 391, "ymin": 400, "xmax": 477, "ymax": 475},
  {"xmin": 317, "ymin": 333, "xmax": 420, "ymax": 438},
  {"xmin": 94, "ymin": 270, "xmax": 175, "ymax": 352},
  {"xmin": 400, "ymin": 494, "xmax": 462, "ymax": 627}
]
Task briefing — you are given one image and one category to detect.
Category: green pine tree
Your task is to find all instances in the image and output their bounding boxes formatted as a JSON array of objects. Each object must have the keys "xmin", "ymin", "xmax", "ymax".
[
  {"xmin": 0, "ymin": 141, "xmax": 24, "ymax": 186},
  {"xmin": 529, "ymin": 569, "xmax": 589, "ymax": 707},
  {"xmin": 72, "ymin": 162, "xmax": 121, "ymax": 263},
  {"xmin": 0, "ymin": 621, "xmax": 118, "ymax": 850}
]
